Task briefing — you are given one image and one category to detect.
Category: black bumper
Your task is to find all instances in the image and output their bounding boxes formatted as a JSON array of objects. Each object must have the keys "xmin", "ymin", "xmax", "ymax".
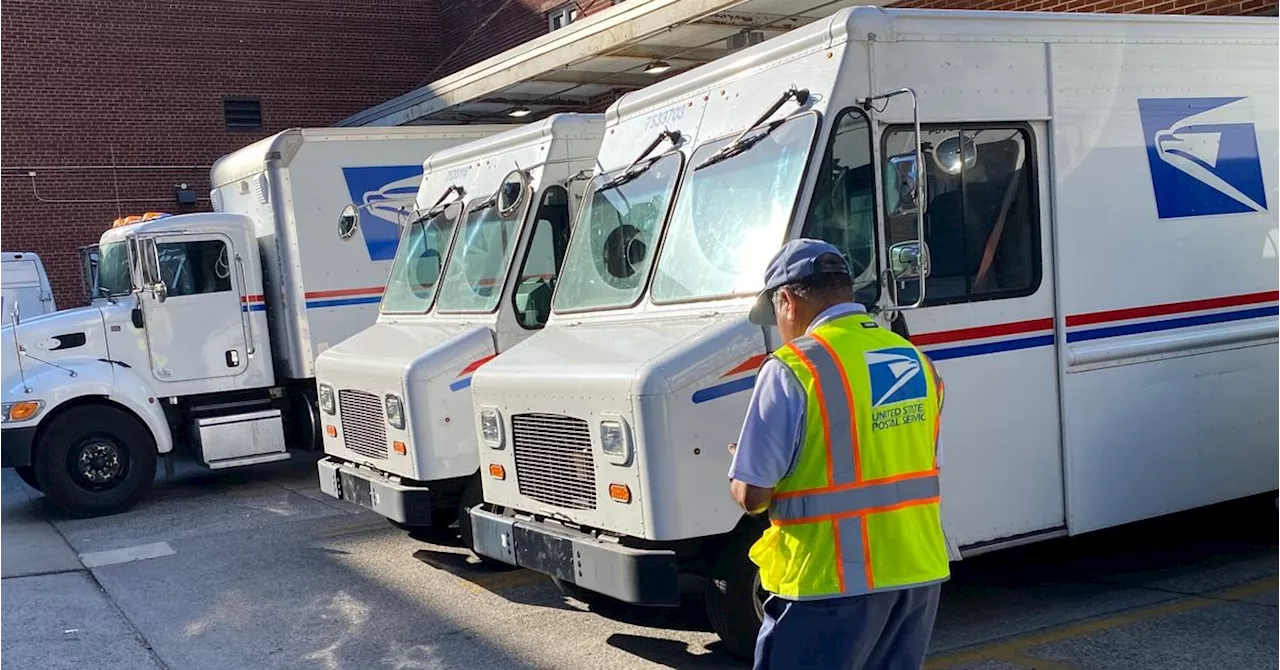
[
  {"xmin": 316, "ymin": 457, "xmax": 453, "ymax": 526},
  {"xmin": 1, "ymin": 426, "xmax": 36, "ymax": 468},
  {"xmin": 469, "ymin": 506, "xmax": 679, "ymax": 606}
]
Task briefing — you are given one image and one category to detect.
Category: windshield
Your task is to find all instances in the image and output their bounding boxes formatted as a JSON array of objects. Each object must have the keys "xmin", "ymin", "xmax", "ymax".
[
  {"xmin": 435, "ymin": 201, "xmax": 524, "ymax": 313},
  {"xmin": 96, "ymin": 242, "xmax": 133, "ymax": 297},
  {"xmin": 380, "ymin": 205, "xmax": 461, "ymax": 313},
  {"xmin": 552, "ymin": 152, "xmax": 682, "ymax": 312},
  {"xmin": 650, "ymin": 113, "xmax": 818, "ymax": 302}
]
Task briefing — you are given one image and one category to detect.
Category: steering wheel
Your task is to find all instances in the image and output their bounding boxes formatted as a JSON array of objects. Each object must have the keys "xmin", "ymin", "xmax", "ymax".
[{"xmin": 215, "ymin": 246, "xmax": 231, "ymax": 280}]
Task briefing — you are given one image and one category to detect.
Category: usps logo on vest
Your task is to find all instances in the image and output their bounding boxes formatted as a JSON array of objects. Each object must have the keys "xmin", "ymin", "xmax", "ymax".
[
  {"xmin": 341, "ymin": 165, "xmax": 425, "ymax": 261},
  {"xmin": 1138, "ymin": 97, "xmax": 1268, "ymax": 220}
]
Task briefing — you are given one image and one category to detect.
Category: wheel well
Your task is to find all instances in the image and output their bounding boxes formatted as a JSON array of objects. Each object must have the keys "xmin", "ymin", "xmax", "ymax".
[{"xmin": 32, "ymin": 396, "xmax": 156, "ymax": 461}]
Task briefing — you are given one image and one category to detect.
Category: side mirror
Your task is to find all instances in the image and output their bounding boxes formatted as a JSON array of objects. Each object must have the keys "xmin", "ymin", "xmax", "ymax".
[
  {"xmin": 887, "ymin": 153, "xmax": 924, "ymax": 217},
  {"xmin": 151, "ymin": 281, "xmax": 168, "ymax": 304},
  {"xmin": 889, "ymin": 241, "xmax": 931, "ymax": 281}
]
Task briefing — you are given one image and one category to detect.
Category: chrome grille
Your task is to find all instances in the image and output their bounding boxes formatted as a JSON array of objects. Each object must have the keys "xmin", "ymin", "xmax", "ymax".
[
  {"xmin": 511, "ymin": 413, "xmax": 597, "ymax": 511},
  {"xmin": 338, "ymin": 390, "xmax": 387, "ymax": 460}
]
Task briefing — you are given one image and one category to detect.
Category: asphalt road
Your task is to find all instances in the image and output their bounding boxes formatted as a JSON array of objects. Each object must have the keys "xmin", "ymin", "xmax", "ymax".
[{"xmin": 2, "ymin": 454, "xmax": 1275, "ymax": 669}]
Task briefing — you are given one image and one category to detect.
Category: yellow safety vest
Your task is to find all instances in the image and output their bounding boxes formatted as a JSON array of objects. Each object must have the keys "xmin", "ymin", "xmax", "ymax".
[{"xmin": 749, "ymin": 312, "xmax": 950, "ymax": 599}]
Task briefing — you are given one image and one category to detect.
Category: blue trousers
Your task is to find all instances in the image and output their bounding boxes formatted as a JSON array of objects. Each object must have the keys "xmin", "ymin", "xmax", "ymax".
[{"xmin": 753, "ymin": 584, "xmax": 942, "ymax": 670}]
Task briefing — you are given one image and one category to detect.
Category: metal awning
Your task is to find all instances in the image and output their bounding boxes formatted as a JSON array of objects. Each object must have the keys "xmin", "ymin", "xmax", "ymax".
[{"xmin": 338, "ymin": 0, "xmax": 883, "ymax": 127}]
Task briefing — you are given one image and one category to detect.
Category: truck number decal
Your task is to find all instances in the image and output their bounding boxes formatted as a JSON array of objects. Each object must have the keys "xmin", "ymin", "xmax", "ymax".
[{"xmin": 642, "ymin": 104, "xmax": 686, "ymax": 132}]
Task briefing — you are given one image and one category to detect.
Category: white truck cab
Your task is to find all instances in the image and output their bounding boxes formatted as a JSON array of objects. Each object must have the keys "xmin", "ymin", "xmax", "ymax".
[
  {"xmin": 0, "ymin": 126, "xmax": 507, "ymax": 517},
  {"xmin": 466, "ymin": 7, "xmax": 1278, "ymax": 657},
  {"xmin": 314, "ymin": 114, "xmax": 605, "ymax": 553}
]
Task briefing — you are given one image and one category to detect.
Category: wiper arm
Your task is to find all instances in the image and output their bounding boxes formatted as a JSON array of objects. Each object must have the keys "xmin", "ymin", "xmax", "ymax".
[
  {"xmin": 426, "ymin": 184, "xmax": 466, "ymax": 214},
  {"xmin": 599, "ymin": 129, "xmax": 682, "ymax": 193},
  {"xmin": 695, "ymin": 86, "xmax": 810, "ymax": 171}
]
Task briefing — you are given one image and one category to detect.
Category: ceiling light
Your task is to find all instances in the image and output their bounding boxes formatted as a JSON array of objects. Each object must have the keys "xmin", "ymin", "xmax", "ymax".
[
  {"xmin": 643, "ymin": 60, "xmax": 672, "ymax": 75},
  {"xmin": 508, "ymin": 106, "xmax": 532, "ymax": 118}
]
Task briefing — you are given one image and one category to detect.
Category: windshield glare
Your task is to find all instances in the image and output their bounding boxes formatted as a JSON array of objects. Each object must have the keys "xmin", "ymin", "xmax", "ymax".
[
  {"xmin": 380, "ymin": 206, "xmax": 460, "ymax": 313},
  {"xmin": 96, "ymin": 242, "xmax": 133, "ymax": 297},
  {"xmin": 650, "ymin": 114, "xmax": 818, "ymax": 302},
  {"xmin": 552, "ymin": 153, "xmax": 682, "ymax": 312},
  {"xmin": 435, "ymin": 201, "xmax": 523, "ymax": 313}
]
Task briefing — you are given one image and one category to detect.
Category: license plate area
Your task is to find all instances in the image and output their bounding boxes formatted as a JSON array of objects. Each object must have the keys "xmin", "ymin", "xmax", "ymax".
[
  {"xmin": 514, "ymin": 524, "xmax": 575, "ymax": 582},
  {"xmin": 338, "ymin": 471, "xmax": 374, "ymax": 509}
]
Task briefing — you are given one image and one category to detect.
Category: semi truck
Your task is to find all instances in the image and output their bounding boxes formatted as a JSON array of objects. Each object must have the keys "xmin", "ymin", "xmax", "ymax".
[
  {"xmin": 1, "ymin": 252, "xmax": 57, "ymax": 319},
  {"xmin": 314, "ymin": 114, "xmax": 605, "ymax": 553},
  {"xmin": 464, "ymin": 7, "xmax": 1279, "ymax": 657},
  {"xmin": 0, "ymin": 126, "xmax": 508, "ymax": 517}
]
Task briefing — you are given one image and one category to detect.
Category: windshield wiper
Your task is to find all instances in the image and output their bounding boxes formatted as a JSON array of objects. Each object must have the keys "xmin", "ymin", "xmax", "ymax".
[
  {"xmin": 695, "ymin": 86, "xmax": 809, "ymax": 171},
  {"xmin": 599, "ymin": 129, "xmax": 682, "ymax": 193},
  {"xmin": 424, "ymin": 184, "xmax": 466, "ymax": 217}
]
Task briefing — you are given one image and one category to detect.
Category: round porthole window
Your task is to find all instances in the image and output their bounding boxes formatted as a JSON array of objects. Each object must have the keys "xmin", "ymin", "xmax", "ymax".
[
  {"xmin": 496, "ymin": 170, "xmax": 528, "ymax": 219},
  {"xmin": 338, "ymin": 204, "xmax": 359, "ymax": 239}
]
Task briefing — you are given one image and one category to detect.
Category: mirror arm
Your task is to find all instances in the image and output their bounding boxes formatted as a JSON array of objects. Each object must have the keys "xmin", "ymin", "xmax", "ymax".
[{"xmin": 866, "ymin": 87, "xmax": 927, "ymax": 310}]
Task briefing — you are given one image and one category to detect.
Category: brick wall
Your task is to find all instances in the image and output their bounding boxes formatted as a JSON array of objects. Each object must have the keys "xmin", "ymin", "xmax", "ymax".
[
  {"xmin": 892, "ymin": 0, "xmax": 1277, "ymax": 15},
  {"xmin": 1, "ymin": 0, "xmax": 444, "ymax": 306}
]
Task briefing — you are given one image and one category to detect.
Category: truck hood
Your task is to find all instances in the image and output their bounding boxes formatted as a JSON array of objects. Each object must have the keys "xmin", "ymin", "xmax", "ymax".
[
  {"xmin": 472, "ymin": 312, "xmax": 767, "ymax": 400},
  {"xmin": 316, "ymin": 320, "xmax": 495, "ymax": 386},
  {"xmin": 2, "ymin": 305, "xmax": 109, "ymax": 401}
]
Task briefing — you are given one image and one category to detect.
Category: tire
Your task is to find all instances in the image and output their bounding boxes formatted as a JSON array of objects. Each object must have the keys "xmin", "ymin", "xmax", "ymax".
[
  {"xmin": 14, "ymin": 466, "xmax": 42, "ymax": 492},
  {"xmin": 706, "ymin": 529, "xmax": 767, "ymax": 660},
  {"xmin": 34, "ymin": 405, "xmax": 157, "ymax": 518},
  {"xmin": 458, "ymin": 475, "xmax": 512, "ymax": 569}
]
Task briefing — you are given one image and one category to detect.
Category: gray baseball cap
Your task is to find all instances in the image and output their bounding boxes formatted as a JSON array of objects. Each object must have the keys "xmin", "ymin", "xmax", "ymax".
[{"xmin": 747, "ymin": 238, "xmax": 851, "ymax": 326}]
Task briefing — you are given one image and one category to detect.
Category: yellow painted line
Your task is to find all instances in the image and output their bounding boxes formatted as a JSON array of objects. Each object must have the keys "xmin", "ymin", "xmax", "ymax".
[
  {"xmin": 927, "ymin": 577, "xmax": 1278, "ymax": 669},
  {"xmin": 992, "ymin": 651, "xmax": 1082, "ymax": 670}
]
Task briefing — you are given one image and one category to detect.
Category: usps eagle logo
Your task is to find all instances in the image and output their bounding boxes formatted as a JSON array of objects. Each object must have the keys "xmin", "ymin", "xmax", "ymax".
[
  {"xmin": 1138, "ymin": 97, "xmax": 1268, "ymax": 220},
  {"xmin": 341, "ymin": 165, "xmax": 424, "ymax": 261},
  {"xmin": 865, "ymin": 348, "xmax": 928, "ymax": 407}
]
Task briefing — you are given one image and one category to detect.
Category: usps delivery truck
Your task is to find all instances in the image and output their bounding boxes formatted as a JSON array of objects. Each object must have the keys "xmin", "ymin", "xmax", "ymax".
[
  {"xmin": 1, "ymin": 252, "xmax": 57, "ymax": 320},
  {"xmin": 465, "ymin": 7, "xmax": 1279, "ymax": 657},
  {"xmin": 314, "ymin": 115, "xmax": 605, "ymax": 554},
  {"xmin": 0, "ymin": 126, "xmax": 509, "ymax": 517}
]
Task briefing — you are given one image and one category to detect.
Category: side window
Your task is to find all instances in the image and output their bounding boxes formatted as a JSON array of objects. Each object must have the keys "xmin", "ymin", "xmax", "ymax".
[
  {"xmin": 803, "ymin": 108, "xmax": 877, "ymax": 305},
  {"xmin": 884, "ymin": 126, "xmax": 1039, "ymax": 305},
  {"xmin": 513, "ymin": 186, "xmax": 571, "ymax": 329},
  {"xmin": 155, "ymin": 239, "xmax": 233, "ymax": 298}
]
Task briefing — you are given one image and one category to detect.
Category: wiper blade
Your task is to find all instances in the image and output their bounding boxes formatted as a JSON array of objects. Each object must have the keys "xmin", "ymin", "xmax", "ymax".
[
  {"xmin": 599, "ymin": 129, "xmax": 682, "ymax": 193},
  {"xmin": 426, "ymin": 184, "xmax": 466, "ymax": 215},
  {"xmin": 694, "ymin": 86, "xmax": 809, "ymax": 171}
]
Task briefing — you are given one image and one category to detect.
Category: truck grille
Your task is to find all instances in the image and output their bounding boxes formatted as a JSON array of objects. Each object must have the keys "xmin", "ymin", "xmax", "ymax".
[
  {"xmin": 511, "ymin": 413, "xmax": 597, "ymax": 511},
  {"xmin": 338, "ymin": 390, "xmax": 387, "ymax": 460}
]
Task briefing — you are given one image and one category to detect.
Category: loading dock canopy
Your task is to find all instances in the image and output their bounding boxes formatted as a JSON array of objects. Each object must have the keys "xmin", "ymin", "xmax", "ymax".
[{"xmin": 339, "ymin": 0, "xmax": 878, "ymax": 127}]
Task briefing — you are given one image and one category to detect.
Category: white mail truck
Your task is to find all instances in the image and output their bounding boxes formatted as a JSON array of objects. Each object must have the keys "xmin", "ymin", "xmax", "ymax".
[
  {"xmin": 0, "ymin": 125, "xmax": 508, "ymax": 517},
  {"xmin": 314, "ymin": 114, "xmax": 605, "ymax": 554},
  {"xmin": 465, "ymin": 7, "xmax": 1279, "ymax": 657},
  {"xmin": 1, "ymin": 252, "xmax": 57, "ymax": 319}
]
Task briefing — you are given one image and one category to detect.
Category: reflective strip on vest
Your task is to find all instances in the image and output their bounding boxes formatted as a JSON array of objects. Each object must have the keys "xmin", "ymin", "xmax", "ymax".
[
  {"xmin": 786, "ymin": 334, "xmax": 860, "ymax": 486},
  {"xmin": 770, "ymin": 472, "xmax": 940, "ymax": 523}
]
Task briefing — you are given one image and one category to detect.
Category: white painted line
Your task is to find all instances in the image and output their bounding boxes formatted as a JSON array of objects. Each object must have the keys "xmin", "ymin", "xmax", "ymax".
[{"xmin": 79, "ymin": 541, "xmax": 176, "ymax": 568}]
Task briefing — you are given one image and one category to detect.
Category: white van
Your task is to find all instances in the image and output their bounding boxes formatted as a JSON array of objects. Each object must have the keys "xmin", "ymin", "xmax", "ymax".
[{"xmin": 1, "ymin": 252, "xmax": 57, "ymax": 321}]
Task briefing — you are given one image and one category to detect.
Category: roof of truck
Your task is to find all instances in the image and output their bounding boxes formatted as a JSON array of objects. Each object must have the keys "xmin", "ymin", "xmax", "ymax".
[
  {"xmin": 608, "ymin": 6, "xmax": 1277, "ymax": 122},
  {"xmin": 98, "ymin": 212, "xmax": 254, "ymax": 244},
  {"xmin": 210, "ymin": 126, "xmax": 517, "ymax": 188},
  {"xmin": 422, "ymin": 113, "xmax": 606, "ymax": 174}
]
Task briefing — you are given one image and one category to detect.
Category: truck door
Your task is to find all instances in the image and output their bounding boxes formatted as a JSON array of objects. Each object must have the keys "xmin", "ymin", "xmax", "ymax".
[
  {"xmin": 140, "ymin": 233, "xmax": 250, "ymax": 383},
  {"xmin": 879, "ymin": 118, "xmax": 1066, "ymax": 549}
]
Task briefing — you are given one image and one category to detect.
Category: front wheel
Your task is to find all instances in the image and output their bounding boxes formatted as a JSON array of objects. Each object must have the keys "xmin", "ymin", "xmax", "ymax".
[
  {"xmin": 14, "ymin": 466, "xmax": 42, "ymax": 492},
  {"xmin": 705, "ymin": 529, "xmax": 768, "ymax": 660},
  {"xmin": 34, "ymin": 405, "xmax": 157, "ymax": 518}
]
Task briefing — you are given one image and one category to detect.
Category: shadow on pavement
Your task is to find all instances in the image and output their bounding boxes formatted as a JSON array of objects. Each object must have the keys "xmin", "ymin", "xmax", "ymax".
[{"xmin": 607, "ymin": 633, "xmax": 746, "ymax": 669}]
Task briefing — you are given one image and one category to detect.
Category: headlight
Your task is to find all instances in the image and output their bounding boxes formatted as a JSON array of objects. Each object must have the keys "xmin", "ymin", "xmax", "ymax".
[
  {"xmin": 385, "ymin": 394, "xmax": 405, "ymax": 429},
  {"xmin": 600, "ymin": 416, "xmax": 632, "ymax": 466},
  {"xmin": 1, "ymin": 400, "xmax": 44, "ymax": 423},
  {"xmin": 479, "ymin": 408, "xmax": 503, "ymax": 449},
  {"xmin": 318, "ymin": 384, "xmax": 336, "ymax": 415}
]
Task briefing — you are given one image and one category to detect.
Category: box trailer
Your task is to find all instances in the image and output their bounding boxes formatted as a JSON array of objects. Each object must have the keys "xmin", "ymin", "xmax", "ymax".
[
  {"xmin": 1, "ymin": 252, "xmax": 57, "ymax": 320},
  {"xmin": 464, "ymin": 7, "xmax": 1279, "ymax": 657},
  {"xmin": 314, "ymin": 114, "xmax": 605, "ymax": 556},
  {"xmin": 0, "ymin": 125, "xmax": 509, "ymax": 516}
]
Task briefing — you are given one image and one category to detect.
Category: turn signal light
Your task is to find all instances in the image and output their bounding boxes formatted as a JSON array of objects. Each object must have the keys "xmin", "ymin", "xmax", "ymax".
[
  {"xmin": 325, "ymin": 425, "xmax": 337, "ymax": 438},
  {"xmin": 608, "ymin": 483, "xmax": 631, "ymax": 504},
  {"xmin": 488, "ymin": 464, "xmax": 506, "ymax": 480},
  {"xmin": 393, "ymin": 441, "xmax": 407, "ymax": 455}
]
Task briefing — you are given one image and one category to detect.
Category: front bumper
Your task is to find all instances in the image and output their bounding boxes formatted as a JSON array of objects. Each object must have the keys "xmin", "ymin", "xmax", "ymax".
[
  {"xmin": 469, "ymin": 506, "xmax": 679, "ymax": 606},
  {"xmin": 317, "ymin": 457, "xmax": 451, "ymax": 525},
  {"xmin": 1, "ymin": 426, "xmax": 37, "ymax": 467}
]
